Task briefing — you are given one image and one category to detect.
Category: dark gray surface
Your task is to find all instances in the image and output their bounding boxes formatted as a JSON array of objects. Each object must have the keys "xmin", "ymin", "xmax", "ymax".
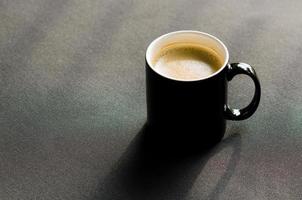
[{"xmin": 0, "ymin": 0, "xmax": 302, "ymax": 199}]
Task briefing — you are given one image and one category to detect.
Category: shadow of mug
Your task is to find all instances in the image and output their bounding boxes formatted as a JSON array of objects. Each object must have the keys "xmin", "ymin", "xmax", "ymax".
[{"xmin": 94, "ymin": 123, "xmax": 242, "ymax": 200}]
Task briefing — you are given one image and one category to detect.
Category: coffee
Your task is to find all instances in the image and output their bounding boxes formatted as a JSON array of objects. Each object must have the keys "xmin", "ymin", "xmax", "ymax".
[{"xmin": 152, "ymin": 43, "xmax": 223, "ymax": 81}]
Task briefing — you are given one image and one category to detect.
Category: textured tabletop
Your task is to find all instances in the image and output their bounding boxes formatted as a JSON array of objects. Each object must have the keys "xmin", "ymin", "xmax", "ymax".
[{"xmin": 0, "ymin": 0, "xmax": 302, "ymax": 199}]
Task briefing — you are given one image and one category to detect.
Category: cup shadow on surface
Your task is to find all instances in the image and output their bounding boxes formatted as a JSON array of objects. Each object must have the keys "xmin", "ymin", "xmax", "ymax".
[{"xmin": 95, "ymin": 123, "xmax": 242, "ymax": 200}]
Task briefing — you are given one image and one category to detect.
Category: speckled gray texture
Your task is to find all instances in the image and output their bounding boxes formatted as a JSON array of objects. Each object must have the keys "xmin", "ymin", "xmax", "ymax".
[{"xmin": 0, "ymin": 0, "xmax": 301, "ymax": 199}]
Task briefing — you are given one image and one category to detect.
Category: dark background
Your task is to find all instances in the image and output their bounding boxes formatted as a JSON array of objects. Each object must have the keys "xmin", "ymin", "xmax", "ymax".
[{"xmin": 0, "ymin": 0, "xmax": 301, "ymax": 199}]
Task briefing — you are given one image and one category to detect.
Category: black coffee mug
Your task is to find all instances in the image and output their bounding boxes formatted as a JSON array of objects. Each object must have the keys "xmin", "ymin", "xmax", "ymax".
[{"xmin": 145, "ymin": 31, "xmax": 261, "ymax": 149}]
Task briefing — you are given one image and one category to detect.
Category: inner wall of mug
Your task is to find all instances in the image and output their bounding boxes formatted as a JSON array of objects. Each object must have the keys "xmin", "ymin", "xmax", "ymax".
[{"xmin": 146, "ymin": 31, "xmax": 229, "ymax": 81}]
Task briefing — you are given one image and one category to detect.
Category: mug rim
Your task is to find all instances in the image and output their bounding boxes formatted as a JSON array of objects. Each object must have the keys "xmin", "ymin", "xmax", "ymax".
[{"xmin": 145, "ymin": 30, "xmax": 229, "ymax": 82}]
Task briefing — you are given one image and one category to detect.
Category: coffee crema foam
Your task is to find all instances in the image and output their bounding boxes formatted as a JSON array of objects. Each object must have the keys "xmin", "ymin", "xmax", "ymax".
[{"xmin": 152, "ymin": 43, "xmax": 223, "ymax": 81}]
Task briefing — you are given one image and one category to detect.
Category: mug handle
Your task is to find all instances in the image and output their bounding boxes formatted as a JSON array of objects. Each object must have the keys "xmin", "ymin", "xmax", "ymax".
[{"xmin": 224, "ymin": 63, "xmax": 261, "ymax": 120}]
